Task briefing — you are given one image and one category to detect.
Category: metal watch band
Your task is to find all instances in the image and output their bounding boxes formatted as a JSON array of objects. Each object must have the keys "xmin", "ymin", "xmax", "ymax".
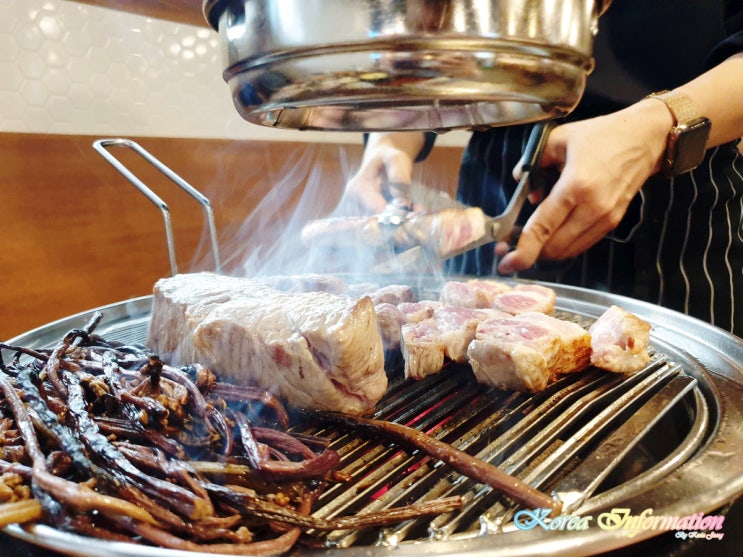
[{"xmin": 646, "ymin": 90, "xmax": 699, "ymax": 124}]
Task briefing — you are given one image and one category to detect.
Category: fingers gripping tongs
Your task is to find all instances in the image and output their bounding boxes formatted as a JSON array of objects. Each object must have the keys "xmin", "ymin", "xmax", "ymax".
[
  {"xmin": 443, "ymin": 120, "xmax": 556, "ymax": 259},
  {"xmin": 372, "ymin": 121, "xmax": 555, "ymax": 273}
]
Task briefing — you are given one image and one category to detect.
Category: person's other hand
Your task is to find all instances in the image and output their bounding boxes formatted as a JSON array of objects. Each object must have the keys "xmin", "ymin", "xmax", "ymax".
[
  {"xmin": 344, "ymin": 132, "xmax": 425, "ymax": 214},
  {"xmin": 497, "ymin": 99, "xmax": 672, "ymax": 274}
]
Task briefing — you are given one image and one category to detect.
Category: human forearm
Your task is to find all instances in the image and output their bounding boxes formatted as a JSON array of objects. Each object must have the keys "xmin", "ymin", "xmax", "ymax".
[
  {"xmin": 610, "ymin": 52, "xmax": 743, "ymax": 178},
  {"xmin": 496, "ymin": 53, "xmax": 743, "ymax": 275},
  {"xmin": 671, "ymin": 53, "xmax": 743, "ymax": 148},
  {"xmin": 364, "ymin": 132, "xmax": 427, "ymax": 165}
]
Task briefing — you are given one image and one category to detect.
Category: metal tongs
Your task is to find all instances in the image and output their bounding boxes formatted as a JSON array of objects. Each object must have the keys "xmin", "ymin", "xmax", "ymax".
[
  {"xmin": 447, "ymin": 120, "xmax": 555, "ymax": 257},
  {"xmin": 374, "ymin": 121, "xmax": 555, "ymax": 272}
]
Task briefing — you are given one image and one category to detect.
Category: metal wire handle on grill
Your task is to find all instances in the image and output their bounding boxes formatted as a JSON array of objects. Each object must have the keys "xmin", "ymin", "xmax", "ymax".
[{"xmin": 93, "ymin": 138, "xmax": 222, "ymax": 275}]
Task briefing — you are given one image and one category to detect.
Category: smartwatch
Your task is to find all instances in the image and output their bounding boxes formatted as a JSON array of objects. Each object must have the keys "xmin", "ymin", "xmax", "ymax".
[{"xmin": 646, "ymin": 90, "xmax": 711, "ymax": 176}]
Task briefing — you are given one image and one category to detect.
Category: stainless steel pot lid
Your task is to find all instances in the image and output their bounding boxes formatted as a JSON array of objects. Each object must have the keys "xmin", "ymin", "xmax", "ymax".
[{"xmin": 203, "ymin": 1, "xmax": 612, "ymax": 131}]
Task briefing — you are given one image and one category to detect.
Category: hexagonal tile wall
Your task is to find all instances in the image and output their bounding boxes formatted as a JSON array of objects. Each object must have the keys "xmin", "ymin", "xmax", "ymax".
[
  {"xmin": 0, "ymin": 0, "xmax": 346, "ymax": 142},
  {"xmin": 0, "ymin": 0, "xmax": 470, "ymax": 146}
]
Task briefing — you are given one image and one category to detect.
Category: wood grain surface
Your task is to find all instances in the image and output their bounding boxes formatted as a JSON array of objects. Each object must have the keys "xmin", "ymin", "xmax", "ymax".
[
  {"xmin": 72, "ymin": 0, "xmax": 210, "ymax": 27},
  {"xmin": 0, "ymin": 132, "xmax": 462, "ymax": 340}
]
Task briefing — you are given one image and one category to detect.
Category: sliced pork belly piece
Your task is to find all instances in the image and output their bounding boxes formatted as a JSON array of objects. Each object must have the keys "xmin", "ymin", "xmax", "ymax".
[
  {"xmin": 398, "ymin": 300, "xmax": 441, "ymax": 323},
  {"xmin": 148, "ymin": 272, "xmax": 387, "ymax": 415},
  {"xmin": 492, "ymin": 284, "xmax": 557, "ymax": 315},
  {"xmin": 375, "ymin": 302, "xmax": 407, "ymax": 352},
  {"xmin": 433, "ymin": 306, "xmax": 511, "ymax": 362},
  {"xmin": 468, "ymin": 312, "xmax": 591, "ymax": 393},
  {"xmin": 301, "ymin": 206, "xmax": 486, "ymax": 257},
  {"xmin": 440, "ymin": 279, "xmax": 556, "ymax": 315},
  {"xmin": 428, "ymin": 207, "xmax": 488, "ymax": 257},
  {"xmin": 148, "ymin": 272, "xmax": 276, "ymax": 351},
  {"xmin": 401, "ymin": 319, "xmax": 447, "ymax": 381},
  {"xmin": 300, "ymin": 215, "xmax": 384, "ymax": 248},
  {"xmin": 376, "ymin": 300, "xmax": 442, "ymax": 353},
  {"xmin": 439, "ymin": 279, "xmax": 512, "ymax": 308},
  {"xmin": 401, "ymin": 306, "xmax": 509, "ymax": 380},
  {"xmin": 589, "ymin": 305, "xmax": 651, "ymax": 373},
  {"xmin": 365, "ymin": 284, "xmax": 417, "ymax": 306}
]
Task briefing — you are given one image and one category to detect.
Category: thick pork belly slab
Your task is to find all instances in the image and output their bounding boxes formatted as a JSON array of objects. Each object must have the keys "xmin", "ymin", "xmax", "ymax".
[
  {"xmin": 589, "ymin": 305, "xmax": 651, "ymax": 373},
  {"xmin": 467, "ymin": 312, "xmax": 591, "ymax": 393},
  {"xmin": 147, "ymin": 273, "xmax": 387, "ymax": 414}
]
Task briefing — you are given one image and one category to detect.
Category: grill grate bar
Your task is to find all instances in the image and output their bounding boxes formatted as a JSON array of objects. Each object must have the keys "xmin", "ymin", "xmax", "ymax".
[
  {"xmin": 551, "ymin": 373, "xmax": 697, "ymax": 513},
  {"xmin": 464, "ymin": 368, "xmax": 617, "ymax": 470},
  {"xmin": 369, "ymin": 372, "xmax": 621, "ymax": 539},
  {"xmin": 310, "ymin": 356, "xmax": 694, "ymax": 548},
  {"xmin": 310, "ymin": 375, "xmax": 485, "ymax": 514},
  {"xmin": 519, "ymin": 359, "xmax": 681, "ymax": 488},
  {"xmin": 394, "ymin": 368, "xmax": 641, "ymax": 538},
  {"xmin": 576, "ymin": 385, "xmax": 709, "ymax": 516},
  {"xmin": 493, "ymin": 356, "xmax": 670, "ymax": 479},
  {"xmin": 477, "ymin": 359, "xmax": 685, "ymax": 529},
  {"xmin": 315, "ymin": 375, "xmax": 499, "ymax": 546}
]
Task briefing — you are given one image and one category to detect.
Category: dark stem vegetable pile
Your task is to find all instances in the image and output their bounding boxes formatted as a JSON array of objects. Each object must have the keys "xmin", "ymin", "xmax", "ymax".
[{"xmin": 0, "ymin": 313, "xmax": 462, "ymax": 555}]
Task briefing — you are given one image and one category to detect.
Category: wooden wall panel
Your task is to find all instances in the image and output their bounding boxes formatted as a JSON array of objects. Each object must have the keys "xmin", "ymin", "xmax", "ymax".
[{"xmin": 0, "ymin": 133, "xmax": 463, "ymax": 340}]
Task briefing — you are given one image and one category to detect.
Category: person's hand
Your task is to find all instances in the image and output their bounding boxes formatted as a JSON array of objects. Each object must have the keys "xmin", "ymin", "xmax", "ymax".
[
  {"xmin": 497, "ymin": 99, "xmax": 673, "ymax": 274},
  {"xmin": 344, "ymin": 132, "xmax": 425, "ymax": 214}
]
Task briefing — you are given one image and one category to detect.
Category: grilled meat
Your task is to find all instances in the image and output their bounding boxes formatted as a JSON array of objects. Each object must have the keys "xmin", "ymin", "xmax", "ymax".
[
  {"xmin": 467, "ymin": 312, "xmax": 592, "ymax": 393},
  {"xmin": 148, "ymin": 273, "xmax": 387, "ymax": 414},
  {"xmin": 492, "ymin": 284, "xmax": 557, "ymax": 315},
  {"xmin": 589, "ymin": 305, "xmax": 652, "ymax": 373},
  {"xmin": 439, "ymin": 279, "xmax": 512, "ymax": 308},
  {"xmin": 400, "ymin": 318, "xmax": 446, "ymax": 381},
  {"xmin": 402, "ymin": 306, "xmax": 510, "ymax": 380},
  {"xmin": 300, "ymin": 215, "xmax": 385, "ymax": 248},
  {"xmin": 398, "ymin": 300, "xmax": 441, "ymax": 323},
  {"xmin": 375, "ymin": 300, "xmax": 442, "ymax": 352},
  {"xmin": 300, "ymin": 207, "xmax": 488, "ymax": 258},
  {"xmin": 377, "ymin": 280, "xmax": 558, "ymax": 383},
  {"xmin": 440, "ymin": 279, "xmax": 556, "ymax": 315},
  {"xmin": 364, "ymin": 284, "xmax": 417, "ymax": 306},
  {"xmin": 425, "ymin": 207, "xmax": 488, "ymax": 258},
  {"xmin": 374, "ymin": 302, "xmax": 407, "ymax": 352}
]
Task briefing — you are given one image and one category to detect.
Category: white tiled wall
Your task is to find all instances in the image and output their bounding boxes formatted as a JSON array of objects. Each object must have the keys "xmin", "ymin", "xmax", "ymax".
[
  {"xmin": 0, "ymin": 0, "xmax": 468, "ymax": 145},
  {"xmin": 0, "ymin": 0, "xmax": 308, "ymax": 141}
]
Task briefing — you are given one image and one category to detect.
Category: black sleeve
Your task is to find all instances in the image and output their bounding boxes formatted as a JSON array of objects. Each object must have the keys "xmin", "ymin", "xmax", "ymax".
[
  {"xmin": 705, "ymin": 3, "xmax": 743, "ymax": 67},
  {"xmin": 415, "ymin": 132, "xmax": 437, "ymax": 162},
  {"xmin": 705, "ymin": 31, "xmax": 743, "ymax": 66}
]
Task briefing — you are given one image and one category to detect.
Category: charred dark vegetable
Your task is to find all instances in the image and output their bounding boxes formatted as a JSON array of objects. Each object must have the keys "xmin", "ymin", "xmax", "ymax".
[{"xmin": 0, "ymin": 314, "xmax": 462, "ymax": 554}]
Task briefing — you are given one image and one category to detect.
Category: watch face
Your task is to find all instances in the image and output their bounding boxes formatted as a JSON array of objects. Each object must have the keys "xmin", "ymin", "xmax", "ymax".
[{"xmin": 667, "ymin": 117, "xmax": 711, "ymax": 175}]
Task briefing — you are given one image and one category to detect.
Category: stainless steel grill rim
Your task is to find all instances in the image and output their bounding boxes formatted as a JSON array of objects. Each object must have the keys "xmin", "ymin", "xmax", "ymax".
[{"xmin": 4, "ymin": 280, "xmax": 743, "ymax": 557}]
